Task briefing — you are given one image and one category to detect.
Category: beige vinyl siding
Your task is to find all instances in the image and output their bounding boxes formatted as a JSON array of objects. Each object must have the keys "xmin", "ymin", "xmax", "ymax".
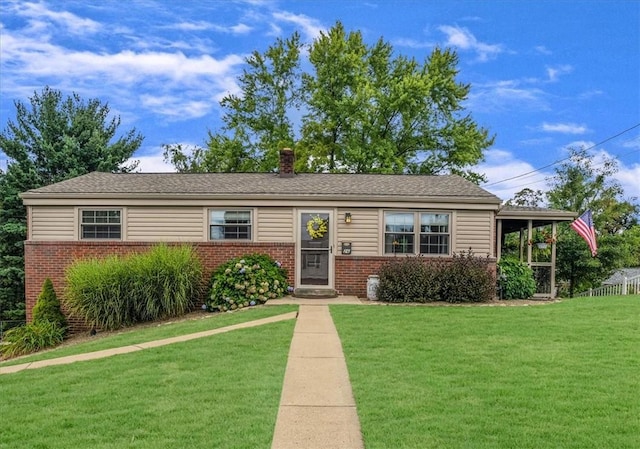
[
  {"xmin": 337, "ymin": 209, "xmax": 379, "ymax": 256},
  {"xmin": 30, "ymin": 206, "xmax": 75, "ymax": 241},
  {"xmin": 127, "ymin": 207, "xmax": 204, "ymax": 241},
  {"xmin": 454, "ymin": 210, "xmax": 493, "ymax": 255},
  {"xmin": 256, "ymin": 208, "xmax": 294, "ymax": 242}
]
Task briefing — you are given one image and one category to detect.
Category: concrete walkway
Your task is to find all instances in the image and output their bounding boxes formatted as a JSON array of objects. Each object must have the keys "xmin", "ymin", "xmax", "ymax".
[
  {"xmin": 271, "ymin": 304, "xmax": 364, "ymax": 449},
  {"xmin": 0, "ymin": 311, "xmax": 297, "ymax": 375}
]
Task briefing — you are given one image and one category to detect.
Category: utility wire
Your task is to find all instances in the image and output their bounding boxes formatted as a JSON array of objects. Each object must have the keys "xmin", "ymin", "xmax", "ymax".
[{"xmin": 484, "ymin": 122, "xmax": 640, "ymax": 187}]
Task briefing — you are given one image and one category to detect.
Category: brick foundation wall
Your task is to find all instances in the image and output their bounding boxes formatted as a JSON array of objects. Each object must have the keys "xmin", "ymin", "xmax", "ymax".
[
  {"xmin": 25, "ymin": 241, "xmax": 295, "ymax": 332},
  {"xmin": 335, "ymin": 255, "xmax": 497, "ymax": 298}
]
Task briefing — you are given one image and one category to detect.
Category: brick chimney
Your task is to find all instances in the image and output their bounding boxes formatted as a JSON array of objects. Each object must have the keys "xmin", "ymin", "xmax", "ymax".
[{"xmin": 279, "ymin": 148, "xmax": 295, "ymax": 178}]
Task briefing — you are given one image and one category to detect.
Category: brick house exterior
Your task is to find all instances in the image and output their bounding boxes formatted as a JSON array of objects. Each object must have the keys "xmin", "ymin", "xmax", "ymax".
[{"xmin": 21, "ymin": 149, "xmax": 504, "ymax": 328}]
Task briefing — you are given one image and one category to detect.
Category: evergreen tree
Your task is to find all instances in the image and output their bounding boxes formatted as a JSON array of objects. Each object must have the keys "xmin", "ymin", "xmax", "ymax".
[{"xmin": 0, "ymin": 87, "xmax": 143, "ymax": 322}]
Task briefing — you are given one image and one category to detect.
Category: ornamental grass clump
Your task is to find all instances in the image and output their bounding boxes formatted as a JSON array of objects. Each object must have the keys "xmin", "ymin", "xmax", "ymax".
[
  {"xmin": 64, "ymin": 244, "xmax": 203, "ymax": 330},
  {"xmin": 1, "ymin": 279, "xmax": 66, "ymax": 358},
  {"xmin": 207, "ymin": 254, "xmax": 288, "ymax": 312},
  {"xmin": 0, "ymin": 321, "xmax": 65, "ymax": 358}
]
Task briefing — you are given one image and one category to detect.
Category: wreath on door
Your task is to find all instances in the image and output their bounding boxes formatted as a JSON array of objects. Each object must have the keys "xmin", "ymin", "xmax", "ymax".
[{"xmin": 306, "ymin": 215, "xmax": 328, "ymax": 239}]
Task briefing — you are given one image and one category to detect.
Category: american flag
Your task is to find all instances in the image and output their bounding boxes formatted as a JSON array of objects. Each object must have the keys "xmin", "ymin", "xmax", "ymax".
[{"xmin": 571, "ymin": 210, "xmax": 597, "ymax": 257}]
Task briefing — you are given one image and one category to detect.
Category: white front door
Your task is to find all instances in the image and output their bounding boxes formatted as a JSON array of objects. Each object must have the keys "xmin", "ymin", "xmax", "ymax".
[{"xmin": 298, "ymin": 211, "xmax": 333, "ymax": 287}]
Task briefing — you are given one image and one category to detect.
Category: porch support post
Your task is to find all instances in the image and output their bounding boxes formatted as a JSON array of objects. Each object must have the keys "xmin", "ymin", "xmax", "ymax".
[
  {"xmin": 526, "ymin": 220, "xmax": 533, "ymax": 265},
  {"xmin": 496, "ymin": 219, "xmax": 503, "ymax": 261},
  {"xmin": 550, "ymin": 221, "xmax": 557, "ymax": 298}
]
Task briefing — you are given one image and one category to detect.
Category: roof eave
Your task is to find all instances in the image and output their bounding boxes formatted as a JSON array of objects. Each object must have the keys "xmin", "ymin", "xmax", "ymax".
[{"xmin": 21, "ymin": 192, "xmax": 502, "ymax": 205}]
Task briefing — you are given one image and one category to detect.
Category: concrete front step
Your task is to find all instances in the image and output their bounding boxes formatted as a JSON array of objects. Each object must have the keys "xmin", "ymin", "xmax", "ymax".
[{"xmin": 293, "ymin": 288, "xmax": 338, "ymax": 299}]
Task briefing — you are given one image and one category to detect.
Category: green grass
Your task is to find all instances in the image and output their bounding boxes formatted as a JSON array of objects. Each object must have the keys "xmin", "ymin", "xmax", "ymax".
[
  {"xmin": 331, "ymin": 296, "xmax": 640, "ymax": 449},
  {"xmin": 1, "ymin": 305, "xmax": 297, "ymax": 366},
  {"xmin": 0, "ymin": 319, "xmax": 295, "ymax": 449}
]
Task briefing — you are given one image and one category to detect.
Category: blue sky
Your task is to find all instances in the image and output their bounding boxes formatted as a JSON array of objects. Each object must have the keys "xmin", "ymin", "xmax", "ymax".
[{"xmin": 1, "ymin": 0, "xmax": 638, "ymax": 201}]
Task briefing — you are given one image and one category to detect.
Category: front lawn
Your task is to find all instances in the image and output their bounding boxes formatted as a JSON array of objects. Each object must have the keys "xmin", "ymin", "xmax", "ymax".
[
  {"xmin": 0, "ymin": 319, "xmax": 295, "ymax": 449},
  {"xmin": 332, "ymin": 296, "xmax": 640, "ymax": 449},
  {"xmin": 0, "ymin": 305, "xmax": 297, "ymax": 366}
]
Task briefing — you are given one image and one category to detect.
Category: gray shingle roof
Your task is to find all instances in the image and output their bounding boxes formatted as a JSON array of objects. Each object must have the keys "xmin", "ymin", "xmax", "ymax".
[
  {"xmin": 21, "ymin": 171, "xmax": 502, "ymax": 204},
  {"xmin": 497, "ymin": 204, "xmax": 576, "ymax": 219},
  {"xmin": 603, "ymin": 268, "xmax": 640, "ymax": 285}
]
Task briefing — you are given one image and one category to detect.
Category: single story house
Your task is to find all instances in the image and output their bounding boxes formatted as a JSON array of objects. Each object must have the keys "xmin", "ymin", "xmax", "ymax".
[{"xmin": 20, "ymin": 149, "xmax": 507, "ymax": 325}]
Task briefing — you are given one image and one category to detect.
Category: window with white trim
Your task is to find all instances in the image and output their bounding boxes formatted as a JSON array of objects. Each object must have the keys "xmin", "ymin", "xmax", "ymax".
[
  {"xmin": 384, "ymin": 212, "xmax": 415, "ymax": 254},
  {"xmin": 419, "ymin": 213, "xmax": 449, "ymax": 254},
  {"xmin": 384, "ymin": 211, "xmax": 450, "ymax": 255},
  {"xmin": 209, "ymin": 210, "xmax": 252, "ymax": 240},
  {"xmin": 81, "ymin": 210, "xmax": 121, "ymax": 239}
]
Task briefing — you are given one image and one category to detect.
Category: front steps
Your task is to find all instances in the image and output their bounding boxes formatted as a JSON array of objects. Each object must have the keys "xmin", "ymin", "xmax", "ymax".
[{"xmin": 293, "ymin": 288, "xmax": 338, "ymax": 299}]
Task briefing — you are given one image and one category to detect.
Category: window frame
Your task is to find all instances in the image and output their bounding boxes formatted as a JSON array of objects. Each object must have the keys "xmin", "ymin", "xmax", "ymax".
[
  {"xmin": 79, "ymin": 209, "xmax": 122, "ymax": 240},
  {"xmin": 208, "ymin": 209, "xmax": 253, "ymax": 241},
  {"xmin": 383, "ymin": 210, "xmax": 451, "ymax": 256}
]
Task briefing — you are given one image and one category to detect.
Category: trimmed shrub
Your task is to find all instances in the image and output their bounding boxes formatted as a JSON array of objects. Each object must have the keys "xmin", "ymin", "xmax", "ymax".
[
  {"xmin": 207, "ymin": 254, "xmax": 288, "ymax": 311},
  {"xmin": 65, "ymin": 244, "xmax": 203, "ymax": 330},
  {"xmin": 376, "ymin": 251, "xmax": 495, "ymax": 303},
  {"xmin": 438, "ymin": 250, "xmax": 496, "ymax": 303},
  {"xmin": 497, "ymin": 258, "xmax": 536, "ymax": 299},
  {"xmin": 377, "ymin": 256, "xmax": 439, "ymax": 303},
  {"xmin": 0, "ymin": 321, "xmax": 65, "ymax": 358},
  {"xmin": 32, "ymin": 278, "xmax": 67, "ymax": 330}
]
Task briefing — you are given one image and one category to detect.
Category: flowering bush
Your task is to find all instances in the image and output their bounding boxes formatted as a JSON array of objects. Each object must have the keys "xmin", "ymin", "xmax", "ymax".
[{"xmin": 206, "ymin": 254, "xmax": 289, "ymax": 312}]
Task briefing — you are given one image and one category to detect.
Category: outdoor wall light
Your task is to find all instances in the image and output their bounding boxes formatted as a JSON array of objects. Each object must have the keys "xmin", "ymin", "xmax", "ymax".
[{"xmin": 345, "ymin": 212, "xmax": 352, "ymax": 223}]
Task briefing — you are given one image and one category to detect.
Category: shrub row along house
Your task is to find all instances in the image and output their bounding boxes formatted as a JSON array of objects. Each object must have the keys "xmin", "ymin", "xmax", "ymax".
[{"xmin": 20, "ymin": 149, "xmax": 572, "ymax": 328}]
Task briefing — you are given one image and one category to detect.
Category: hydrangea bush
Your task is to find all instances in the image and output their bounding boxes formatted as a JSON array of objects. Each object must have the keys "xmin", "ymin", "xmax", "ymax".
[{"xmin": 206, "ymin": 254, "xmax": 289, "ymax": 312}]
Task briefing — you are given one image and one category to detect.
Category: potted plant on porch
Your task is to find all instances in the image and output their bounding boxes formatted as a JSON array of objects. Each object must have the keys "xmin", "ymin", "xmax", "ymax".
[{"xmin": 530, "ymin": 228, "xmax": 555, "ymax": 249}]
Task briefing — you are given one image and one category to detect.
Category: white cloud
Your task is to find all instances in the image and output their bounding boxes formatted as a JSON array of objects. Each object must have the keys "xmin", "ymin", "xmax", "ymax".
[
  {"xmin": 541, "ymin": 122, "xmax": 590, "ymax": 134},
  {"xmin": 534, "ymin": 45, "xmax": 552, "ymax": 55},
  {"xmin": 0, "ymin": 28, "xmax": 245, "ymax": 119},
  {"xmin": 437, "ymin": 25, "xmax": 503, "ymax": 62},
  {"xmin": 130, "ymin": 154, "xmax": 177, "ymax": 173},
  {"xmin": 12, "ymin": 1, "xmax": 102, "ymax": 35},
  {"xmin": 616, "ymin": 162, "xmax": 640, "ymax": 199},
  {"xmin": 140, "ymin": 95, "xmax": 213, "ymax": 120},
  {"xmin": 578, "ymin": 89, "xmax": 604, "ymax": 100},
  {"xmin": 130, "ymin": 142, "xmax": 204, "ymax": 173},
  {"xmin": 591, "ymin": 148, "xmax": 640, "ymax": 200},
  {"xmin": 172, "ymin": 21, "xmax": 252, "ymax": 35},
  {"xmin": 479, "ymin": 149, "xmax": 552, "ymax": 201},
  {"xmin": 467, "ymin": 81, "xmax": 549, "ymax": 113},
  {"xmin": 393, "ymin": 38, "xmax": 433, "ymax": 49},
  {"xmin": 170, "ymin": 21, "xmax": 212, "ymax": 31},
  {"xmin": 546, "ymin": 64, "xmax": 573, "ymax": 82},
  {"xmin": 272, "ymin": 11, "xmax": 324, "ymax": 41},
  {"xmin": 621, "ymin": 135, "xmax": 640, "ymax": 149},
  {"xmin": 562, "ymin": 140, "xmax": 594, "ymax": 151}
]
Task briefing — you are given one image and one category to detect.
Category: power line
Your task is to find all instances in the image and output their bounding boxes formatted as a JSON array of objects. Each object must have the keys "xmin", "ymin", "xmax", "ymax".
[{"xmin": 484, "ymin": 122, "xmax": 640, "ymax": 187}]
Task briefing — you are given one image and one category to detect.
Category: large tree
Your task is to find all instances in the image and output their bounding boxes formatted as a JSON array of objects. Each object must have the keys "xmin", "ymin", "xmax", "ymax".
[
  {"xmin": 165, "ymin": 22, "xmax": 493, "ymax": 181},
  {"xmin": 0, "ymin": 87, "xmax": 143, "ymax": 322}
]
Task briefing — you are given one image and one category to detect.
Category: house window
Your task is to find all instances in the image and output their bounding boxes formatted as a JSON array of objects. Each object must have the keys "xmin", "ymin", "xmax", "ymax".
[
  {"xmin": 384, "ymin": 212, "xmax": 415, "ymax": 254},
  {"xmin": 420, "ymin": 213, "xmax": 449, "ymax": 254},
  {"xmin": 384, "ymin": 211, "xmax": 450, "ymax": 255},
  {"xmin": 81, "ymin": 210, "xmax": 121, "ymax": 239},
  {"xmin": 210, "ymin": 210, "xmax": 252, "ymax": 240}
]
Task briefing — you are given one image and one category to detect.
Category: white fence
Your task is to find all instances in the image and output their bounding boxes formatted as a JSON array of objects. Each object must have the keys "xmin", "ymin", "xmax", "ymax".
[{"xmin": 575, "ymin": 275, "xmax": 640, "ymax": 297}]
